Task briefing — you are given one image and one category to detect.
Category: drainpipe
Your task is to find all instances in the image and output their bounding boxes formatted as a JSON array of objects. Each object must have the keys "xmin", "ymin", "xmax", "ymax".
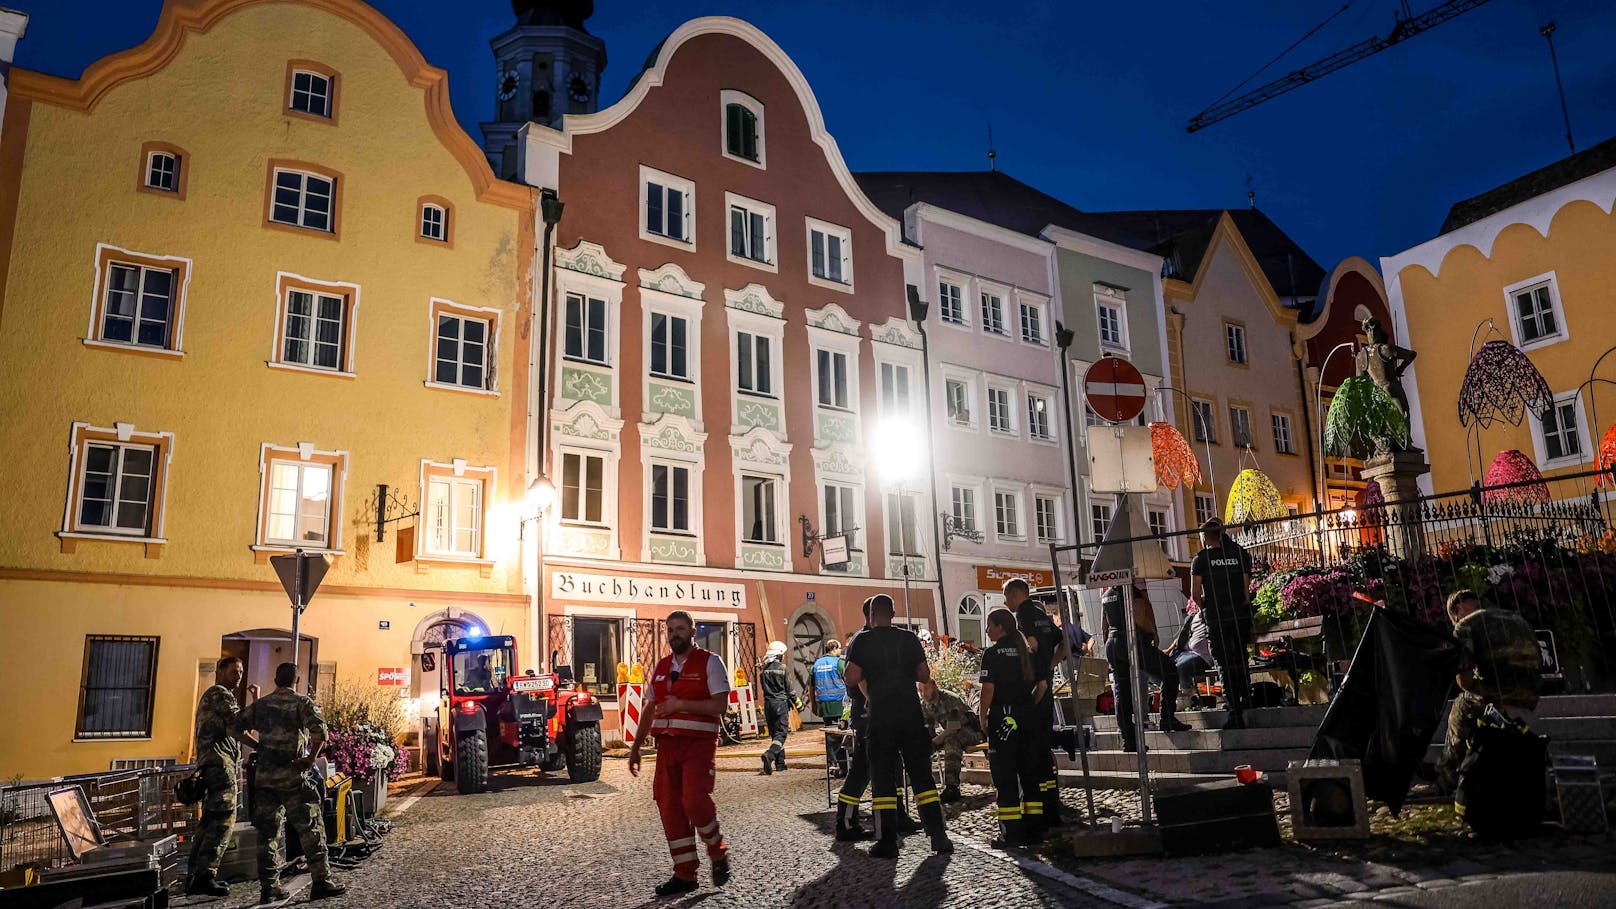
[
  {"xmin": 530, "ymin": 189, "xmax": 563, "ymax": 667},
  {"xmin": 1294, "ymin": 334, "xmax": 1321, "ymax": 513},
  {"xmin": 908, "ymin": 284, "xmax": 949, "ymax": 637}
]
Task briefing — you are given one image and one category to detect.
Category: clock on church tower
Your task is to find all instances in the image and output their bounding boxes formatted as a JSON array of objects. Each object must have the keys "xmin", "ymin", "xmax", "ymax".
[{"xmin": 480, "ymin": 0, "xmax": 608, "ymax": 178}]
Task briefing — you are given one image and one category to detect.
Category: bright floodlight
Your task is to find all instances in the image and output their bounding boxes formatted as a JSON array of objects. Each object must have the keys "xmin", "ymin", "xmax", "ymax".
[
  {"xmin": 527, "ymin": 475, "xmax": 556, "ymax": 513},
  {"xmin": 872, "ymin": 417, "xmax": 922, "ymax": 484}
]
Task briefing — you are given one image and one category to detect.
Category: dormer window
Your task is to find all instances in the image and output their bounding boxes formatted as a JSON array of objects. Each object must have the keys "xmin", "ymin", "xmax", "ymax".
[
  {"xmin": 285, "ymin": 61, "xmax": 339, "ymax": 123},
  {"xmin": 137, "ymin": 142, "xmax": 187, "ymax": 200},
  {"xmin": 720, "ymin": 90, "xmax": 765, "ymax": 168},
  {"xmin": 417, "ymin": 195, "xmax": 453, "ymax": 247}
]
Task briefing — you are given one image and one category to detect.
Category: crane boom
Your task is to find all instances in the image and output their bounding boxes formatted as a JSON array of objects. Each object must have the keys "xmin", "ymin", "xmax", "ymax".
[{"xmin": 1187, "ymin": 0, "xmax": 1493, "ymax": 133}]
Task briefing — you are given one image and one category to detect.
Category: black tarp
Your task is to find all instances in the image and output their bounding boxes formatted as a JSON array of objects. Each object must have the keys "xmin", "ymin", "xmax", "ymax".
[{"xmin": 1310, "ymin": 607, "xmax": 1461, "ymax": 814}]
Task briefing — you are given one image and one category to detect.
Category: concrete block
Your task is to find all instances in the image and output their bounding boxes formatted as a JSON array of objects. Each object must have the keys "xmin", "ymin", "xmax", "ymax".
[{"xmin": 1286, "ymin": 759, "xmax": 1370, "ymax": 841}]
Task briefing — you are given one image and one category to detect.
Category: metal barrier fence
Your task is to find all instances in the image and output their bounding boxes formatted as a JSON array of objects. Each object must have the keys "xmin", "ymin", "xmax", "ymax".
[
  {"xmin": 1066, "ymin": 465, "xmax": 1616, "ymax": 694},
  {"xmin": 0, "ymin": 765, "xmax": 196, "ymax": 873}
]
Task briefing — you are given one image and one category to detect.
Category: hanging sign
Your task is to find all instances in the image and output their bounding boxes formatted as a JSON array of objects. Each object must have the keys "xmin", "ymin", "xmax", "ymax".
[{"xmin": 820, "ymin": 535, "xmax": 850, "ymax": 568}]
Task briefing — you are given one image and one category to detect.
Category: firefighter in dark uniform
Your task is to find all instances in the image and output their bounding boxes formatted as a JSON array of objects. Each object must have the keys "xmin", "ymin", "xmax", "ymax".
[
  {"xmin": 235, "ymin": 662, "xmax": 346, "ymax": 903},
  {"xmin": 977, "ymin": 607, "xmax": 1041, "ymax": 847},
  {"xmin": 1190, "ymin": 518, "xmax": 1254, "ymax": 729},
  {"xmin": 185, "ymin": 656, "xmax": 255, "ymax": 897},
  {"xmin": 759, "ymin": 641, "xmax": 798, "ymax": 774},
  {"xmin": 1102, "ymin": 582, "xmax": 1190, "ymax": 752},
  {"xmin": 834, "ymin": 600, "xmax": 917, "ymax": 840},
  {"xmin": 1006, "ymin": 578, "xmax": 1066, "ymax": 830},
  {"xmin": 844, "ymin": 594, "xmax": 952, "ymax": 857}
]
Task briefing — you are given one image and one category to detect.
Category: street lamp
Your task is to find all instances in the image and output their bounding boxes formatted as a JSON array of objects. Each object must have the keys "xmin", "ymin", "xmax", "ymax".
[
  {"xmin": 873, "ymin": 416, "xmax": 922, "ymax": 624},
  {"xmin": 522, "ymin": 475, "xmax": 556, "ymax": 669}
]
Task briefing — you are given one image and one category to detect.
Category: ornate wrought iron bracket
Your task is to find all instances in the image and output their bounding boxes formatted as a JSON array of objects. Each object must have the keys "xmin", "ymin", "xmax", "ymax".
[
  {"xmin": 941, "ymin": 512, "xmax": 984, "ymax": 551},
  {"xmin": 798, "ymin": 514, "xmax": 820, "ymax": 559},
  {"xmin": 374, "ymin": 483, "xmax": 419, "ymax": 543}
]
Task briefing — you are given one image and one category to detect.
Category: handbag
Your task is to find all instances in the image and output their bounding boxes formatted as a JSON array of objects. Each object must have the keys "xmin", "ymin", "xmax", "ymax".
[{"xmin": 176, "ymin": 769, "xmax": 207, "ymax": 805}]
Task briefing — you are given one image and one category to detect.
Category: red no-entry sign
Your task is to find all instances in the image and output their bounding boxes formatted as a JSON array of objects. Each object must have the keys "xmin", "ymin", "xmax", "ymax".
[{"xmin": 1083, "ymin": 357, "xmax": 1147, "ymax": 423}]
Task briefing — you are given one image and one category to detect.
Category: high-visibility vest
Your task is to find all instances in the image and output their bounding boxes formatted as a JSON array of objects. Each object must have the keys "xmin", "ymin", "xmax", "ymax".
[
  {"xmin": 649, "ymin": 647, "xmax": 721, "ymax": 738},
  {"xmin": 812, "ymin": 655, "xmax": 846, "ymax": 703}
]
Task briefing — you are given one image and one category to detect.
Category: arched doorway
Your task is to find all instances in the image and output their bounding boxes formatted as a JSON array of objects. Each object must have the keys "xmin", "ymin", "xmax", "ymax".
[
  {"xmin": 220, "ymin": 629, "xmax": 316, "ymax": 701},
  {"xmin": 409, "ymin": 609, "xmax": 488, "ymax": 706},
  {"xmin": 787, "ymin": 605, "xmax": 834, "ymax": 721}
]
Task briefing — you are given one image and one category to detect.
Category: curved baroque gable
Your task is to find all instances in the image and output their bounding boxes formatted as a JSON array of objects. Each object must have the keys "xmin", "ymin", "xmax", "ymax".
[{"xmin": 557, "ymin": 240, "xmax": 627, "ymax": 282}]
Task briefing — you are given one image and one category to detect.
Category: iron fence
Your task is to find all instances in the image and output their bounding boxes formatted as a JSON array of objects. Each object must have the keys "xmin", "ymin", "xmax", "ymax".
[{"xmin": 1, "ymin": 764, "xmax": 195, "ymax": 874}]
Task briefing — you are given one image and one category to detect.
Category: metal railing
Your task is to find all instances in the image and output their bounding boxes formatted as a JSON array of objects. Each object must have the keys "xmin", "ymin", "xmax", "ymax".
[{"xmin": 1, "ymin": 764, "xmax": 196, "ymax": 873}]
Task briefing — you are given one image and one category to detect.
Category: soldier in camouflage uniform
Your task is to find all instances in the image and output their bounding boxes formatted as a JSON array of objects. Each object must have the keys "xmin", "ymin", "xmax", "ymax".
[
  {"xmin": 234, "ymin": 662, "xmax": 346, "ymax": 902},
  {"xmin": 919, "ymin": 678, "xmax": 982, "ymax": 803},
  {"xmin": 1437, "ymin": 590, "xmax": 1542, "ymax": 787},
  {"xmin": 186, "ymin": 656, "xmax": 255, "ymax": 896}
]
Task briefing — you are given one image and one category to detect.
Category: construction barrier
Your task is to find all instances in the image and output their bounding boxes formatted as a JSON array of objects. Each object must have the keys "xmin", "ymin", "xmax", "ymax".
[
  {"xmin": 728, "ymin": 685, "xmax": 759, "ymax": 737},
  {"xmin": 617, "ymin": 682, "xmax": 646, "ymax": 746}
]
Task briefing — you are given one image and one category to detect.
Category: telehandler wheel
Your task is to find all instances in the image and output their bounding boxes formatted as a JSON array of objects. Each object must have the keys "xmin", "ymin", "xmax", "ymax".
[
  {"xmin": 566, "ymin": 723, "xmax": 603, "ymax": 782},
  {"xmin": 425, "ymin": 738, "xmax": 441, "ymax": 778},
  {"xmin": 455, "ymin": 729, "xmax": 489, "ymax": 794},
  {"xmin": 539, "ymin": 751, "xmax": 567, "ymax": 773}
]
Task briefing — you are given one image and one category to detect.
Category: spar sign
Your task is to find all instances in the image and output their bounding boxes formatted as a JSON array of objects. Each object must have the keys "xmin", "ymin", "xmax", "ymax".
[{"xmin": 1083, "ymin": 356, "xmax": 1147, "ymax": 424}]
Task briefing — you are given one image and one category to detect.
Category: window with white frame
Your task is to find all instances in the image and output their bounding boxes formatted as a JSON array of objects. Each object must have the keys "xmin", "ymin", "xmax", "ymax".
[
  {"xmin": 945, "ymin": 378, "xmax": 973, "ymax": 426},
  {"xmin": 288, "ymin": 68, "xmax": 333, "ymax": 118},
  {"xmin": 1027, "ymin": 392, "xmax": 1053, "ymax": 441},
  {"xmin": 434, "ymin": 311, "xmax": 490, "ymax": 390},
  {"xmin": 1096, "ymin": 293, "xmax": 1127, "ymax": 349},
  {"xmin": 270, "ymin": 168, "xmax": 335, "ymax": 232},
  {"xmin": 994, "ymin": 491, "xmax": 1021, "ymax": 538},
  {"xmin": 1019, "ymin": 298, "xmax": 1046, "ymax": 345},
  {"xmin": 742, "ymin": 474, "xmax": 780, "ymax": 544},
  {"xmin": 1225, "ymin": 322, "xmax": 1247, "ymax": 364},
  {"xmin": 1147, "ymin": 508, "xmax": 1170, "ymax": 556},
  {"xmin": 649, "ymin": 310, "xmax": 690, "ymax": 381},
  {"xmin": 956, "ymin": 595, "xmax": 985, "ymax": 647},
  {"xmin": 650, "ymin": 462, "xmax": 692, "ymax": 534},
  {"xmin": 823, "ymin": 482, "xmax": 860, "ymax": 549},
  {"xmin": 808, "ymin": 220, "xmax": 851, "ymax": 286},
  {"xmin": 879, "ymin": 361, "xmax": 912, "ymax": 417},
  {"xmin": 281, "ymin": 287, "xmax": 348, "ymax": 371},
  {"xmin": 886, "ymin": 491, "xmax": 920, "ymax": 555},
  {"xmin": 980, "ymin": 290, "xmax": 1006, "ymax": 335},
  {"xmin": 1271, "ymin": 413, "xmax": 1294, "ymax": 454},
  {"xmin": 1035, "ymin": 495, "xmax": 1060, "ymax": 543},
  {"xmin": 425, "ymin": 474, "xmax": 482, "ymax": 556},
  {"xmin": 560, "ymin": 451, "xmax": 605, "ymax": 524},
  {"xmin": 1084, "ymin": 400, "xmax": 1106, "ymax": 428},
  {"xmin": 420, "ymin": 203, "xmax": 448, "ymax": 242},
  {"xmin": 77, "ymin": 442, "xmax": 156, "ymax": 535},
  {"xmin": 265, "ymin": 459, "xmax": 333, "ymax": 546},
  {"xmin": 1194, "ymin": 493, "xmax": 1215, "ymax": 528},
  {"xmin": 722, "ymin": 91, "xmax": 764, "ymax": 165},
  {"xmin": 951, "ymin": 486, "xmax": 978, "ymax": 532},
  {"xmin": 728, "ymin": 197, "xmax": 774, "ymax": 265},
  {"xmin": 1191, "ymin": 399, "xmax": 1216, "ymax": 443},
  {"xmin": 816, "ymin": 348, "xmax": 850, "ymax": 409},
  {"xmin": 1090, "ymin": 501, "xmax": 1112, "ymax": 542},
  {"xmin": 987, "ymin": 386, "xmax": 1014, "ymax": 435},
  {"xmin": 1510, "ymin": 278, "xmax": 1564, "ymax": 346},
  {"xmin": 737, "ymin": 330, "xmax": 773, "ymax": 396},
  {"xmin": 1230, "ymin": 406, "xmax": 1253, "ymax": 448},
  {"xmin": 564, "ymin": 292, "xmax": 608, "ymax": 364},
  {"xmin": 642, "ymin": 167, "xmax": 693, "ymax": 245},
  {"xmin": 938, "ymin": 279, "xmax": 965, "ymax": 325},
  {"xmin": 145, "ymin": 151, "xmax": 179, "ymax": 193},
  {"xmin": 100, "ymin": 261, "xmax": 177, "ymax": 349},
  {"xmin": 1538, "ymin": 394, "xmax": 1586, "ymax": 464}
]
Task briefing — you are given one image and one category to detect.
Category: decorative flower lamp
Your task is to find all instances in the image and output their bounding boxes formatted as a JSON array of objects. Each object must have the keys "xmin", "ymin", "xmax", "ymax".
[
  {"xmin": 1150, "ymin": 421, "xmax": 1201, "ymax": 491},
  {"xmin": 1324, "ymin": 376, "xmax": 1411, "ymax": 458},
  {"xmin": 1225, "ymin": 468, "xmax": 1287, "ymax": 524},
  {"xmin": 1481, "ymin": 449, "xmax": 1550, "ymax": 505},
  {"xmin": 1458, "ymin": 340, "xmax": 1553, "ymax": 429},
  {"xmin": 1598, "ymin": 420, "xmax": 1616, "ymax": 487}
]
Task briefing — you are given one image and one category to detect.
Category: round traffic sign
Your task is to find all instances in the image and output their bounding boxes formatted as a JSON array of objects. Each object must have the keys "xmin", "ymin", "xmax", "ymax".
[{"xmin": 1083, "ymin": 356, "xmax": 1147, "ymax": 423}]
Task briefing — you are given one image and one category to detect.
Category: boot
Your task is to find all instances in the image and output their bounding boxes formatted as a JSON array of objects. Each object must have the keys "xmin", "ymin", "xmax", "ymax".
[
  {"xmin": 940, "ymin": 784, "xmax": 962, "ymax": 804},
  {"xmin": 1222, "ymin": 709, "xmax": 1246, "ymax": 731},
  {"xmin": 259, "ymin": 884, "xmax": 290, "ymax": 904},
  {"xmin": 761, "ymin": 753, "xmax": 773, "ymax": 775},
  {"xmin": 919, "ymin": 801, "xmax": 951, "ymax": 852},
  {"xmin": 309, "ymin": 879, "xmax": 347, "ymax": 900},
  {"xmin": 895, "ymin": 813, "xmax": 922, "ymax": 834},
  {"xmin": 835, "ymin": 801, "xmax": 872, "ymax": 841},
  {"xmin": 711, "ymin": 858, "xmax": 731, "ymax": 887},
  {"xmin": 654, "ymin": 876, "xmax": 700, "ymax": 897},
  {"xmin": 869, "ymin": 808, "xmax": 900, "ymax": 857},
  {"xmin": 992, "ymin": 818, "xmax": 1033, "ymax": 849},
  {"xmin": 1160, "ymin": 715, "xmax": 1191, "ymax": 733},
  {"xmin": 185, "ymin": 871, "xmax": 230, "ymax": 897},
  {"xmin": 776, "ymin": 756, "xmax": 788, "ymax": 771}
]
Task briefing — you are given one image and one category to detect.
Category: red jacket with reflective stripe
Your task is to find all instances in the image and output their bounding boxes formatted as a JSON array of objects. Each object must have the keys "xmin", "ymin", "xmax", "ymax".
[{"xmin": 650, "ymin": 647, "xmax": 721, "ymax": 738}]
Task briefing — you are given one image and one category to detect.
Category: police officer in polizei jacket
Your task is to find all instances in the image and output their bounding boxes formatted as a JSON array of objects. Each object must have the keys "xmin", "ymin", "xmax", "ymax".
[
  {"xmin": 234, "ymin": 662, "xmax": 346, "ymax": 902},
  {"xmin": 186, "ymin": 656, "xmax": 256, "ymax": 897}
]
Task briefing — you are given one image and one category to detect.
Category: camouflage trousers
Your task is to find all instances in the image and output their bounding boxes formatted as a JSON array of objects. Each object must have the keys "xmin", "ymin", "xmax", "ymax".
[
  {"xmin": 187, "ymin": 764, "xmax": 238, "ymax": 877},
  {"xmin": 1436, "ymin": 691, "xmax": 1488, "ymax": 786},
  {"xmin": 933, "ymin": 729, "xmax": 983, "ymax": 787},
  {"xmin": 250, "ymin": 775, "xmax": 330, "ymax": 885}
]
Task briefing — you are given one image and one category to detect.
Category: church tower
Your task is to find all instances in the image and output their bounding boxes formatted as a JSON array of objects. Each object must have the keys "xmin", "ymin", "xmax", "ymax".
[{"xmin": 480, "ymin": 0, "xmax": 607, "ymax": 179}]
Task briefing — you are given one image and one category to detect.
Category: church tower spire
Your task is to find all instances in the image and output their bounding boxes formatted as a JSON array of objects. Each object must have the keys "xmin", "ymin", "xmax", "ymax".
[{"xmin": 480, "ymin": 0, "xmax": 607, "ymax": 179}]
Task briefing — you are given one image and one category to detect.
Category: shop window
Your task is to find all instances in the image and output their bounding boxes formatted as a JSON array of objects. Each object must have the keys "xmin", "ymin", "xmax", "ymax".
[{"xmin": 570, "ymin": 618, "xmax": 621, "ymax": 697}]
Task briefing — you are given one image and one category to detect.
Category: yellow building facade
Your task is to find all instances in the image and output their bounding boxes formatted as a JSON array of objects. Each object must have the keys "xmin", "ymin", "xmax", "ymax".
[
  {"xmin": 1384, "ymin": 148, "xmax": 1616, "ymax": 493},
  {"xmin": 0, "ymin": 0, "xmax": 536, "ymax": 778}
]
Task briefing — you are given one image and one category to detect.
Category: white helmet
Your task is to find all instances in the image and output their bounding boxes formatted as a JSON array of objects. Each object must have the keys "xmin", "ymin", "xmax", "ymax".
[{"xmin": 765, "ymin": 640, "xmax": 788, "ymax": 659}]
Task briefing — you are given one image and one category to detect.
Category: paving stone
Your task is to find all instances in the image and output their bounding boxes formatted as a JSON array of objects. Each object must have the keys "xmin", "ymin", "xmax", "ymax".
[{"xmin": 1371, "ymin": 887, "xmax": 1421, "ymax": 900}]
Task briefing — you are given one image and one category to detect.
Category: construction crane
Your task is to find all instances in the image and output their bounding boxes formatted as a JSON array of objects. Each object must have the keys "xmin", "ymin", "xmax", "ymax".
[{"xmin": 1187, "ymin": 0, "xmax": 1493, "ymax": 133}]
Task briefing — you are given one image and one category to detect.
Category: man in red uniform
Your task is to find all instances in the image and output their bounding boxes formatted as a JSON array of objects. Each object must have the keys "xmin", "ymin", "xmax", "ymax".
[{"xmin": 629, "ymin": 610, "xmax": 734, "ymax": 897}]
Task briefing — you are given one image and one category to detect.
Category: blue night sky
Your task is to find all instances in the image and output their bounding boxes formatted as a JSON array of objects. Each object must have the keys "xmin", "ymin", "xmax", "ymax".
[{"xmin": 12, "ymin": 0, "xmax": 1616, "ymax": 268}]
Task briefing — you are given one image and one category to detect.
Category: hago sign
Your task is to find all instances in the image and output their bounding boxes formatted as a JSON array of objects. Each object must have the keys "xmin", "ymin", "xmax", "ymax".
[{"xmin": 1083, "ymin": 356, "xmax": 1147, "ymax": 424}]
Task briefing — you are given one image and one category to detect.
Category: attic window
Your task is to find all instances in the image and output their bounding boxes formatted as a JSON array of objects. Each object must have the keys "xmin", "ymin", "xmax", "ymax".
[{"xmin": 720, "ymin": 90, "xmax": 765, "ymax": 169}]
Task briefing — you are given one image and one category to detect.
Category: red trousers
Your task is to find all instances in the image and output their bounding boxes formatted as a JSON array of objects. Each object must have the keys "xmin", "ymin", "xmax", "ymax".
[{"xmin": 653, "ymin": 734, "xmax": 726, "ymax": 880}]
